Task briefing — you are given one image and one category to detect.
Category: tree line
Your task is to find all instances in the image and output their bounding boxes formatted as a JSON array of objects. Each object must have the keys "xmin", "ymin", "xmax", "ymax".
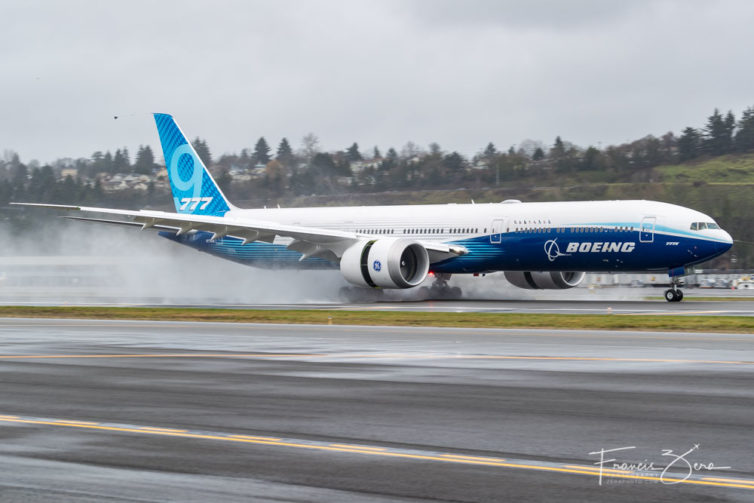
[{"xmin": 2, "ymin": 105, "xmax": 754, "ymax": 208}]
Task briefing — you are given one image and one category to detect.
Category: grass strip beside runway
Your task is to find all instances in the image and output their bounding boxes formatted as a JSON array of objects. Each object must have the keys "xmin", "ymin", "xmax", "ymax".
[{"xmin": 1, "ymin": 306, "xmax": 753, "ymax": 333}]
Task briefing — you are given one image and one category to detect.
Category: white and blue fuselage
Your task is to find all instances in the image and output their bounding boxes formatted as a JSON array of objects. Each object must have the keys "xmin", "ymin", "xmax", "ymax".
[{"xmin": 164, "ymin": 199, "xmax": 732, "ymax": 275}]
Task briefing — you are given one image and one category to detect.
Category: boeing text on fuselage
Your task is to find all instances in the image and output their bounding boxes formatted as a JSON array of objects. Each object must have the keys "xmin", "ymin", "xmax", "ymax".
[{"xmin": 565, "ymin": 241, "xmax": 636, "ymax": 254}]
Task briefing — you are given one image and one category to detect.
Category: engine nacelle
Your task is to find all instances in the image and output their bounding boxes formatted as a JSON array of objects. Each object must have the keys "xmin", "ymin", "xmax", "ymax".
[
  {"xmin": 340, "ymin": 239, "xmax": 430, "ymax": 289},
  {"xmin": 504, "ymin": 271, "xmax": 585, "ymax": 289}
]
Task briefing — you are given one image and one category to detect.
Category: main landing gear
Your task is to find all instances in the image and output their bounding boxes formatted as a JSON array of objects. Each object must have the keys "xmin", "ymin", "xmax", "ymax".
[
  {"xmin": 338, "ymin": 274, "xmax": 464, "ymax": 303},
  {"xmin": 419, "ymin": 273, "xmax": 463, "ymax": 300},
  {"xmin": 664, "ymin": 277, "xmax": 684, "ymax": 302}
]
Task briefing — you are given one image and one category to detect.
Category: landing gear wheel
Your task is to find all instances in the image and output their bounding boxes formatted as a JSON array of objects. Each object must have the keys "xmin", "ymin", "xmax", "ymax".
[{"xmin": 664, "ymin": 288, "xmax": 683, "ymax": 302}]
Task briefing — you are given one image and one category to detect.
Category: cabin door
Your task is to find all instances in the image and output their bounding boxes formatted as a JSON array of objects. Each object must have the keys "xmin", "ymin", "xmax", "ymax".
[
  {"xmin": 640, "ymin": 216, "xmax": 656, "ymax": 243},
  {"xmin": 490, "ymin": 218, "xmax": 506, "ymax": 244}
]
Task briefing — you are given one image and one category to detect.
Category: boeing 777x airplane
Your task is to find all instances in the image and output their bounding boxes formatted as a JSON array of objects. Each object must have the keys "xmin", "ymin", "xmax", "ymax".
[{"xmin": 14, "ymin": 114, "xmax": 733, "ymax": 302}]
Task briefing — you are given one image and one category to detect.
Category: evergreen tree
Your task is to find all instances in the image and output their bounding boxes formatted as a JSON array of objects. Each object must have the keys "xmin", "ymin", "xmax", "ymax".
[
  {"xmin": 133, "ymin": 145, "xmax": 156, "ymax": 174},
  {"xmin": 373, "ymin": 146, "xmax": 382, "ymax": 159},
  {"xmin": 216, "ymin": 166, "xmax": 232, "ymax": 196},
  {"xmin": 704, "ymin": 109, "xmax": 735, "ymax": 156},
  {"xmin": 550, "ymin": 136, "xmax": 565, "ymax": 159},
  {"xmin": 252, "ymin": 137, "xmax": 271, "ymax": 165},
  {"xmin": 113, "ymin": 149, "xmax": 129, "ymax": 173},
  {"xmin": 10, "ymin": 162, "xmax": 28, "ymax": 201},
  {"xmin": 276, "ymin": 138, "xmax": 293, "ymax": 160},
  {"xmin": 443, "ymin": 152, "xmax": 466, "ymax": 173},
  {"xmin": 482, "ymin": 142, "xmax": 497, "ymax": 159},
  {"xmin": 581, "ymin": 147, "xmax": 601, "ymax": 170},
  {"xmin": 379, "ymin": 147, "xmax": 398, "ymax": 171},
  {"xmin": 91, "ymin": 151, "xmax": 104, "ymax": 174},
  {"xmin": 346, "ymin": 142, "xmax": 362, "ymax": 162},
  {"xmin": 192, "ymin": 137, "xmax": 212, "ymax": 167},
  {"xmin": 735, "ymin": 106, "xmax": 754, "ymax": 152},
  {"xmin": 59, "ymin": 175, "xmax": 77, "ymax": 204},
  {"xmin": 28, "ymin": 165, "xmax": 56, "ymax": 201},
  {"xmin": 659, "ymin": 131, "xmax": 677, "ymax": 163},
  {"xmin": 677, "ymin": 127, "xmax": 701, "ymax": 161},
  {"xmin": 311, "ymin": 152, "xmax": 337, "ymax": 175},
  {"xmin": 532, "ymin": 147, "xmax": 545, "ymax": 161},
  {"xmin": 103, "ymin": 151, "xmax": 114, "ymax": 173},
  {"xmin": 275, "ymin": 138, "xmax": 295, "ymax": 171}
]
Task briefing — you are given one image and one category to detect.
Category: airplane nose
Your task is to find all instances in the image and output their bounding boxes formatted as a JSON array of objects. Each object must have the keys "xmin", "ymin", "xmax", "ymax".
[{"xmin": 718, "ymin": 230, "xmax": 733, "ymax": 252}]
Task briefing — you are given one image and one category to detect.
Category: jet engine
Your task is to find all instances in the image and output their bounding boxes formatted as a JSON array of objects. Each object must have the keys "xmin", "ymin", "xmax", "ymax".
[
  {"xmin": 504, "ymin": 271, "xmax": 585, "ymax": 289},
  {"xmin": 340, "ymin": 239, "xmax": 430, "ymax": 288}
]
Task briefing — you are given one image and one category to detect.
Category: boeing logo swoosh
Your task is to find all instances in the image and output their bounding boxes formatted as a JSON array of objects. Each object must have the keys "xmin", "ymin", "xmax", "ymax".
[{"xmin": 544, "ymin": 239, "xmax": 570, "ymax": 262}]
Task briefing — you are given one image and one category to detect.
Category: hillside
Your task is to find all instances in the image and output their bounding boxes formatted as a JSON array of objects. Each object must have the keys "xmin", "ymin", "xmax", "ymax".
[
  {"xmin": 272, "ymin": 155, "xmax": 754, "ymax": 270},
  {"xmin": 653, "ymin": 153, "xmax": 754, "ymax": 184}
]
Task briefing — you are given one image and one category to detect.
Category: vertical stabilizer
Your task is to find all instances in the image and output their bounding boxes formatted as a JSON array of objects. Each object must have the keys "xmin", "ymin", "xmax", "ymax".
[{"xmin": 154, "ymin": 113, "xmax": 232, "ymax": 216}]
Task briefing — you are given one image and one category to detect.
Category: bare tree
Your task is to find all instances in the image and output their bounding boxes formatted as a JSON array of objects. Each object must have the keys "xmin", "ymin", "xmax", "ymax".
[{"xmin": 300, "ymin": 133, "xmax": 320, "ymax": 162}]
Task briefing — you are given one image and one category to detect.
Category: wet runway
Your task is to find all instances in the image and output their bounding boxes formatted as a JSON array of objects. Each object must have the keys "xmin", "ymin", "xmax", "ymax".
[
  {"xmin": 0, "ymin": 318, "xmax": 753, "ymax": 502},
  {"xmin": 218, "ymin": 298, "xmax": 754, "ymax": 316}
]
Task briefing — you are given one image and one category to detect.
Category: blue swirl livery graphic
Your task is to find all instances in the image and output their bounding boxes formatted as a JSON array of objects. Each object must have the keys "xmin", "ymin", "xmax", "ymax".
[{"xmin": 154, "ymin": 113, "xmax": 230, "ymax": 216}]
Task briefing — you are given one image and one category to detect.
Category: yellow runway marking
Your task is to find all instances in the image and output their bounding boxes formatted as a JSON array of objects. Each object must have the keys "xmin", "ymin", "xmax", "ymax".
[
  {"xmin": 139, "ymin": 426, "xmax": 187, "ymax": 433},
  {"xmin": 704, "ymin": 476, "xmax": 754, "ymax": 484},
  {"xmin": 0, "ymin": 415, "xmax": 752, "ymax": 491},
  {"xmin": 440, "ymin": 454, "xmax": 506, "ymax": 462},
  {"xmin": 564, "ymin": 464, "xmax": 632, "ymax": 474},
  {"xmin": 229, "ymin": 434, "xmax": 281, "ymax": 441},
  {"xmin": 330, "ymin": 444, "xmax": 387, "ymax": 451},
  {"xmin": 0, "ymin": 352, "xmax": 751, "ymax": 366}
]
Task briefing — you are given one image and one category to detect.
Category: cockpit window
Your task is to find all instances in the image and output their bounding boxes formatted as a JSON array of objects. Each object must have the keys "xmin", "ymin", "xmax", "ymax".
[{"xmin": 691, "ymin": 222, "xmax": 720, "ymax": 231}]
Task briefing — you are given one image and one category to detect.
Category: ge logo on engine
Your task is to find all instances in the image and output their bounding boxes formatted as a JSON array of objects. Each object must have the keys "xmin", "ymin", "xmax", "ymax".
[{"xmin": 372, "ymin": 260, "xmax": 382, "ymax": 272}]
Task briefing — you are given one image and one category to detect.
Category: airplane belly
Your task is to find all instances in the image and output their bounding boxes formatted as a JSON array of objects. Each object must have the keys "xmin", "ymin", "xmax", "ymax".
[{"xmin": 159, "ymin": 231, "xmax": 338, "ymax": 270}]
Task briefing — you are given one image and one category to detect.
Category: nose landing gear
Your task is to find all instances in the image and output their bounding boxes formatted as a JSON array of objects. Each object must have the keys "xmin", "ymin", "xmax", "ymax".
[{"xmin": 664, "ymin": 277, "xmax": 684, "ymax": 302}]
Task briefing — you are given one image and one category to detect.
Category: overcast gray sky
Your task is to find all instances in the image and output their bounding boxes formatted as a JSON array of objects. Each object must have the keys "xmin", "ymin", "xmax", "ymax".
[{"xmin": 2, "ymin": 0, "xmax": 754, "ymax": 164}]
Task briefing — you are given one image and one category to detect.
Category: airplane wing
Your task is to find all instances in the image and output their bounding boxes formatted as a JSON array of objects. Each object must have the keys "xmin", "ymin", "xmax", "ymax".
[{"xmin": 11, "ymin": 203, "xmax": 467, "ymax": 263}]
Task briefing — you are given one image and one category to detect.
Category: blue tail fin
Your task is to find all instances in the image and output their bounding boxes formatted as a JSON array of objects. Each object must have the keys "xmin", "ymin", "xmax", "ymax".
[{"xmin": 154, "ymin": 113, "xmax": 232, "ymax": 216}]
